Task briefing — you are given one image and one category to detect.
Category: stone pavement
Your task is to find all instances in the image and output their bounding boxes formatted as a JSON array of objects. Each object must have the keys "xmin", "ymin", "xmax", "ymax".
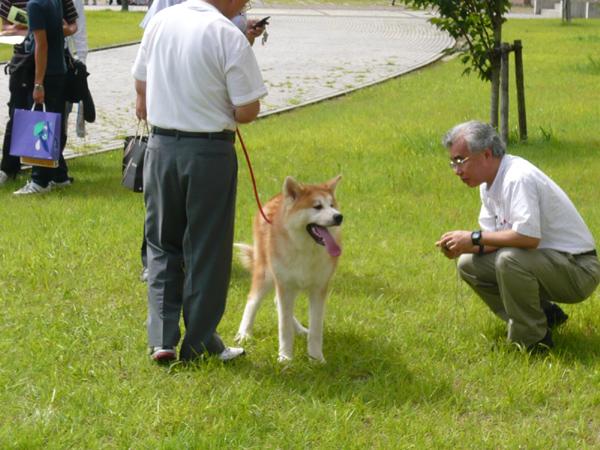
[{"xmin": 0, "ymin": 5, "xmax": 455, "ymax": 161}]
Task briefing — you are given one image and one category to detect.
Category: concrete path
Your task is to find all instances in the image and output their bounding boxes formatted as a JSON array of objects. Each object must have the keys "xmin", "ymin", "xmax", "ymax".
[{"xmin": 0, "ymin": 5, "xmax": 455, "ymax": 160}]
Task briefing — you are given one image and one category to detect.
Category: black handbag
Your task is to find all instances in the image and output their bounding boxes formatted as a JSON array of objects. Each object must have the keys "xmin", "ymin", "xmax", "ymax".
[
  {"xmin": 122, "ymin": 122, "xmax": 149, "ymax": 193},
  {"xmin": 7, "ymin": 50, "xmax": 35, "ymax": 91}
]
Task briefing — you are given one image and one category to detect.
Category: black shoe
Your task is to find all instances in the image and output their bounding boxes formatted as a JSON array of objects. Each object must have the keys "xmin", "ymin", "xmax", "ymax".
[
  {"xmin": 544, "ymin": 303, "xmax": 569, "ymax": 330},
  {"xmin": 529, "ymin": 330, "xmax": 553, "ymax": 353}
]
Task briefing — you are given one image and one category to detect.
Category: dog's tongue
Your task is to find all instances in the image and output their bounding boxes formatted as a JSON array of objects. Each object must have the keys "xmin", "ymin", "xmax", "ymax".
[{"xmin": 315, "ymin": 225, "xmax": 342, "ymax": 257}]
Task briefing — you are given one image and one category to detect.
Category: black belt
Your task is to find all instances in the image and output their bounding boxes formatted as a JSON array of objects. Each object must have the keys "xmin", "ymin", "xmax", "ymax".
[
  {"xmin": 152, "ymin": 126, "xmax": 235, "ymax": 143},
  {"xmin": 576, "ymin": 249, "xmax": 597, "ymax": 257}
]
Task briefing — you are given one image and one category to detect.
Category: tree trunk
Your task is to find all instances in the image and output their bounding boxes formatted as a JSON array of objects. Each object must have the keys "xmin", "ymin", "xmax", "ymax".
[
  {"xmin": 489, "ymin": 2, "xmax": 503, "ymax": 128},
  {"xmin": 514, "ymin": 40, "xmax": 527, "ymax": 141},
  {"xmin": 122, "ymin": 0, "xmax": 129, "ymax": 11},
  {"xmin": 500, "ymin": 43, "xmax": 509, "ymax": 144}
]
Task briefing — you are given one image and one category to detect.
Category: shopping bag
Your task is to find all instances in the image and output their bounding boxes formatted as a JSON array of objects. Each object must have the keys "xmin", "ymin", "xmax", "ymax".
[
  {"xmin": 122, "ymin": 121, "xmax": 149, "ymax": 193},
  {"xmin": 10, "ymin": 104, "xmax": 61, "ymax": 165}
]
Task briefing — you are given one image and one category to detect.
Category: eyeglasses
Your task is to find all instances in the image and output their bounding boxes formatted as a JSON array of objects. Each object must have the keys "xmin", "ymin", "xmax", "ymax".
[
  {"xmin": 242, "ymin": 2, "xmax": 252, "ymax": 12},
  {"xmin": 448, "ymin": 154, "xmax": 473, "ymax": 171}
]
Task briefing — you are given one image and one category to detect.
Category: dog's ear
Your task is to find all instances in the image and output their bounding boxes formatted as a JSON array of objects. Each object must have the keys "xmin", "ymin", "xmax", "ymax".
[
  {"xmin": 283, "ymin": 176, "xmax": 304, "ymax": 203},
  {"xmin": 324, "ymin": 174, "xmax": 342, "ymax": 194}
]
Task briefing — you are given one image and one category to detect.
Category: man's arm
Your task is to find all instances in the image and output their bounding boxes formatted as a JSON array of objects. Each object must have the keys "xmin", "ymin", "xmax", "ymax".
[
  {"xmin": 134, "ymin": 78, "xmax": 147, "ymax": 121},
  {"xmin": 244, "ymin": 19, "xmax": 266, "ymax": 46},
  {"xmin": 234, "ymin": 100, "xmax": 260, "ymax": 124},
  {"xmin": 63, "ymin": 18, "xmax": 77, "ymax": 37},
  {"xmin": 1, "ymin": 17, "xmax": 27, "ymax": 35},
  {"xmin": 32, "ymin": 28, "xmax": 48, "ymax": 104},
  {"xmin": 436, "ymin": 229, "xmax": 540, "ymax": 259}
]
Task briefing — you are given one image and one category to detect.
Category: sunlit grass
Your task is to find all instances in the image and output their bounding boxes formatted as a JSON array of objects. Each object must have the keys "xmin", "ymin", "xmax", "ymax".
[
  {"xmin": 0, "ymin": 10, "xmax": 146, "ymax": 62},
  {"xmin": 0, "ymin": 18, "xmax": 599, "ymax": 449}
]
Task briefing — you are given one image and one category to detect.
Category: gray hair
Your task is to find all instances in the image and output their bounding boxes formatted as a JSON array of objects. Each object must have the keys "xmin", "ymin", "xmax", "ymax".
[{"xmin": 442, "ymin": 120, "xmax": 506, "ymax": 157}]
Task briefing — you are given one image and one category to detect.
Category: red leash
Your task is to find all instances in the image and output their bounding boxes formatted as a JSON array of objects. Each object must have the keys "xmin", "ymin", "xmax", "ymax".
[{"xmin": 236, "ymin": 128, "xmax": 272, "ymax": 224}]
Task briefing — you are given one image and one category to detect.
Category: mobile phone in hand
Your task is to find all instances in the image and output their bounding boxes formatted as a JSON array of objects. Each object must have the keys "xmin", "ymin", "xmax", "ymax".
[{"xmin": 252, "ymin": 16, "xmax": 270, "ymax": 29}]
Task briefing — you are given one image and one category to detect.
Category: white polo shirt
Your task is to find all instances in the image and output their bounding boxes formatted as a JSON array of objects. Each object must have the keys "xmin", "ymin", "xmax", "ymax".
[
  {"xmin": 479, "ymin": 155, "xmax": 596, "ymax": 254},
  {"xmin": 132, "ymin": 0, "xmax": 267, "ymax": 132}
]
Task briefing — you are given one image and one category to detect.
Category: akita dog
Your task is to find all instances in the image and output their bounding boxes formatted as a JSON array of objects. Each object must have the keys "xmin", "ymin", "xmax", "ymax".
[{"xmin": 235, "ymin": 175, "xmax": 343, "ymax": 362}]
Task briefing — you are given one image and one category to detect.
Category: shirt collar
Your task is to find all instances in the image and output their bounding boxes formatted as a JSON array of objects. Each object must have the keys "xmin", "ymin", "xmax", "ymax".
[{"xmin": 483, "ymin": 155, "xmax": 510, "ymax": 201}]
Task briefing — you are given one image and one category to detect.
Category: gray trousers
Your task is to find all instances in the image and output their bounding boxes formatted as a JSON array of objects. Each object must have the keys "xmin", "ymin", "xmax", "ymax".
[
  {"xmin": 143, "ymin": 134, "xmax": 238, "ymax": 361},
  {"xmin": 457, "ymin": 248, "xmax": 600, "ymax": 346}
]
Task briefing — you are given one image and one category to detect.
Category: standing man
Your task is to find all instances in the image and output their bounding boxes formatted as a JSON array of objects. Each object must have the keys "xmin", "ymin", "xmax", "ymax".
[
  {"xmin": 12, "ymin": 0, "xmax": 76, "ymax": 194},
  {"xmin": 132, "ymin": 0, "xmax": 267, "ymax": 364},
  {"xmin": 138, "ymin": 0, "xmax": 267, "ymax": 283},
  {"xmin": 436, "ymin": 120, "xmax": 600, "ymax": 351},
  {"xmin": 0, "ymin": 0, "xmax": 77, "ymax": 189}
]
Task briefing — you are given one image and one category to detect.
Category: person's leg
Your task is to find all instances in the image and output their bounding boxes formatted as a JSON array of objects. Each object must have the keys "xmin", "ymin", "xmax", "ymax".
[
  {"xmin": 176, "ymin": 137, "xmax": 238, "ymax": 361},
  {"xmin": 457, "ymin": 252, "xmax": 509, "ymax": 322},
  {"xmin": 1, "ymin": 85, "xmax": 30, "ymax": 177},
  {"xmin": 496, "ymin": 248, "xmax": 600, "ymax": 346},
  {"xmin": 30, "ymin": 75, "xmax": 68, "ymax": 188},
  {"xmin": 141, "ymin": 232, "xmax": 148, "ymax": 269},
  {"xmin": 143, "ymin": 136, "xmax": 186, "ymax": 349}
]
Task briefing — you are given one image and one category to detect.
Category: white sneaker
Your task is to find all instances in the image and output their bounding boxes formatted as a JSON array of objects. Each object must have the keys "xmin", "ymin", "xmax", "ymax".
[
  {"xmin": 0, "ymin": 170, "xmax": 8, "ymax": 187},
  {"xmin": 150, "ymin": 346, "xmax": 177, "ymax": 364},
  {"xmin": 13, "ymin": 181, "xmax": 51, "ymax": 195},
  {"xmin": 218, "ymin": 347, "xmax": 245, "ymax": 361},
  {"xmin": 49, "ymin": 179, "xmax": 72, "ymax": 190}
]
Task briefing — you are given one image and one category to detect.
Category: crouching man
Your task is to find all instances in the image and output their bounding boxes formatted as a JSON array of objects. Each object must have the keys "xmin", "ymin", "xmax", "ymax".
[{"xmin": 436, "ymin": 120, "xmax": 600, "ymax": 351}]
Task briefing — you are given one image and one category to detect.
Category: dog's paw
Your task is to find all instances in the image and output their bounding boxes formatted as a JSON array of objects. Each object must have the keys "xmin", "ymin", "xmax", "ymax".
[
  {"xmin": 277, "ymin": 354, "xmax": 292, "ymax": 363},
  {"xmin": 309, "ymin": 356, "xmax": 326, "ymax": 365},
  {"xmin": 234, "ymin": 332, "xmax": 252, "ymax": 343}
]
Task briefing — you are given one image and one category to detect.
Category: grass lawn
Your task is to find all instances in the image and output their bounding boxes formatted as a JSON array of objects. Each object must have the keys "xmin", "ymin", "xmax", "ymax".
[
  {"xmin": 1, "ymin": 15, "xmax": 600, "ymax": 450},
  {"xmin": 0, "ymin": 10, "xmax": 146, "ymax": 62}
]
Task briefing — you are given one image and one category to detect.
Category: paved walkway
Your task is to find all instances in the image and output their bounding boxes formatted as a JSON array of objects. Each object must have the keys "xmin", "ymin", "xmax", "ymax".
[{"xmin": 0, "ymin": 5, "xmax": 455, "ymax": 160}]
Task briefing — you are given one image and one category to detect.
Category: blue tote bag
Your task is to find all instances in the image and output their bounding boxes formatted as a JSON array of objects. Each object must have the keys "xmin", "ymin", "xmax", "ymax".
[{"xmin": 10, "ymin": 103, "xmax": 61, "ymax": 165}]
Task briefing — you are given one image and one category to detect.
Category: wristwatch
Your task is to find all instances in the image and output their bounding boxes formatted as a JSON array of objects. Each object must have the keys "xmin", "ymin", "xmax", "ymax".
[
  {"xmin": 471, "ymin": 230, "xmax": 482, "ymax": 246},
  {"xmin": 34, "ymin": 84, "xmax": 44, "ymax": 91}
]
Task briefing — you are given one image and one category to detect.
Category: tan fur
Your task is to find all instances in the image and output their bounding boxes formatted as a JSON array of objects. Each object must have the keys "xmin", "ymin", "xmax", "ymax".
[{"xmin": 235, "ymin": 175, "xmax": 343, "ymax": 362}]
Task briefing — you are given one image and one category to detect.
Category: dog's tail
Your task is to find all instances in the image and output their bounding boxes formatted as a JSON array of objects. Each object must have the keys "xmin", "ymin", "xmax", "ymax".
[{"xmin": 233, "ymin": 243, "xmax": 254, "ymax": 270}]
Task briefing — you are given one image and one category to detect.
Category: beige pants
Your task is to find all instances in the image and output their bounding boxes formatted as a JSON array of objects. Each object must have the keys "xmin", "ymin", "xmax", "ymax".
[{"xmin": 457, "ymin": 248, "xmax": 600, "ymax": 347}]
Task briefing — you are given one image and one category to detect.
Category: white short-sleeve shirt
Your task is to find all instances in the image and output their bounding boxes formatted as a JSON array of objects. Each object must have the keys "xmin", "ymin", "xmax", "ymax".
[
  {"xmin": 132, "ymin": 0, "xmax": 267, "ymax": 132},
  {"xmin": 479, "ymin": 154, "xmax": 596, "ymax": 254}
]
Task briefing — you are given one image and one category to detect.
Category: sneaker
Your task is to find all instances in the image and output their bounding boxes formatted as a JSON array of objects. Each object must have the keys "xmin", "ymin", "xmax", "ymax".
[
  {"xmin": 151, "ymin": 346, "xmax": 177, "ymax": 364},
  {"xmin": 0, "ymin": 170, "xmax": 8, "ymax": 187},
  {"xmin": 544, "ymin": 303, "xmax": 569, "ymax": 330},
  {"xmin": 13, "ymin": 181, "xmax": 51, "ymax": 195},
  {"xmin": 218, "ymin": 347, "xmax": 245, "ymax": 361},
  {"xmin": 141, "ymin": 267, "xmax": 148, "ymax": 283},
  {"xmin": 49, "ymin": 179, "xmax": 72, "ymax": 190}
]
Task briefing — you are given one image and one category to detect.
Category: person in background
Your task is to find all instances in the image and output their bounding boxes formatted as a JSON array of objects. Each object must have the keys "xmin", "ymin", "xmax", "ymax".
[
  {"xmin": 65, "ymin": 0, "xmax": 87, "ymax": 138},
  {"xmin": 12, "ymin": 0, "xmax": 77, "ymax": 194},
  {"xmin": 132, "ymin": 0, "xmax": 267, "ymax": 364},
  {"xmin": 0, "ymin": 0, "xmax": 77, "ymax": 188},
  {"xmin": 436, "ymin": 120, "xmax": 600, "ymax": 351},
  {"xmin": 140, "ymin": 0, "xmax": 266, "ymax": 42}
]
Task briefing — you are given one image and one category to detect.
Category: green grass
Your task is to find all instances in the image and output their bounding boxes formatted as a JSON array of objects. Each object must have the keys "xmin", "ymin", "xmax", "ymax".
[
  {"xmin": 0, "ymin": 10, "xmax": 146, "ymax": 62},
  {"xmin": 1, "ymin": 17, "xmax": 600, "ymax": 449}
]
